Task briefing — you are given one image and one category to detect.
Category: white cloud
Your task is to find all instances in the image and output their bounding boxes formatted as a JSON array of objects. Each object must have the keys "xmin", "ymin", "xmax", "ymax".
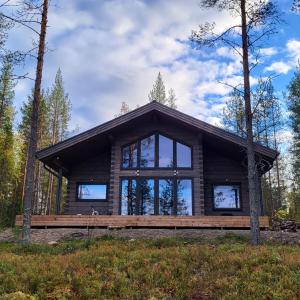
[
  {"xmin": 286, "ymin": 39, "xmax": 300, "ymax": 61},
  {"xmin": 264, "ymin": 61, "xmax": 292, "ymax": 74},
  {"xmin": 9, "ymin": 0, "xmax": 258, "ymax": 132},
  {"xmin": 259, "ymin": 47, "xmax": 278, "ymax": 57}
]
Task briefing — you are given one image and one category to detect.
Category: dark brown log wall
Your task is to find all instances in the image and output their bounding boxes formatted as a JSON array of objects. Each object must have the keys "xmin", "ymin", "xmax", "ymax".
[
  {"xmin": 64, "ymin": 151, "xmax": 111, "ymax": 215},
  {"xmin": 203, "ymin": 145, "xmax": 251, "ymax": 216}
]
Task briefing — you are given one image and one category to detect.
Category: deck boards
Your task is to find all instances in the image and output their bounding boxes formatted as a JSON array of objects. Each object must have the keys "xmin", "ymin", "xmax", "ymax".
[{"xmin": 15, "ymin": 215, "xmax": 269, "ymax": 228}]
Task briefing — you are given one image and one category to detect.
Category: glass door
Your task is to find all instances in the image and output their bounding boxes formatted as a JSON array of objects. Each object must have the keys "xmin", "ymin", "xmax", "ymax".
[{"xmin": 120, "ymin": 177, "xmax": 193, "ymax": 216}]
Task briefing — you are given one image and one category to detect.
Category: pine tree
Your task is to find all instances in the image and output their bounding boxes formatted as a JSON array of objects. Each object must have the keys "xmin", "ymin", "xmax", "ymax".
[
  {"xmin": 0, "ymin": 60, "xmax": 18, "ymax": 227},
  {"xmin": 287, "ymin": 64, "xmax": 300, "ymax": 218},
  {"xmin": 22, "ymin": 0, "xmax": 49, "ymax": 243},
  {"xmin": 115, "ymin": 101, "xmax": 131, "ymax": 117},
  {"xmin": 288, "ymin": 65, "xmax": 300, "ymax": 187},
  {"xmin": 167, "ymin": 88, "xmax": 177, "ymax": 109},
  {"xmin": 148, "ymin": 72, "xmax": 167, "ymax": 104},
  {"xmin": 191, "ymin": 0, "xmax": 281, "ymax": 244},
  {"xmin": 44, "ymin": 68, "xmax": 71, "ymax": 214}
]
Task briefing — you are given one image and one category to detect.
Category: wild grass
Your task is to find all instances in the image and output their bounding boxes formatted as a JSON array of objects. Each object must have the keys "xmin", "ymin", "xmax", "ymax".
[{"xmin": 0, "ymin": 234, "xmax": 299, "ymax": 299}]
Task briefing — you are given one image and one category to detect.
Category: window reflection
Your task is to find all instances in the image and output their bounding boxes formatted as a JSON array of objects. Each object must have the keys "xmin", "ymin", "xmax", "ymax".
[
  {"xmin": 159, "ymin": 135, "xmax": 173, "ymax": 167},
  {"xmin": 122, "ymin": 143, "xmax": 137, "ymax": 168},
  {"xmin": 140, "ymin": 179, "xmax": 155, "ymax": 215},
  {"xmin": 140, "ymin": 135, "xmax": 155, "ymax": 168},
  {"xmin": 213, "ymin": 185, "xmax": 240, "ymax": 209},
  {"xmin": 77, "ymin": 184, "xmax": 107, "ymax": 200},
  {"xmin": 121, "ymin": 133, "xmax": 192, "ymax": 169},
  {"xmin": 121, "ymin": 179, "xmax": 137, "ymax": 215},
  {"xmin": 177, "ymin": 179, "xmax": 192, "ymax": 216},
  {"xmin": 159, "ymin": 179, "xmax": 174, "ymax": 215},
  {"xmin": 177, "ymin": 142, "xmax": 192, "ymax": 168}
]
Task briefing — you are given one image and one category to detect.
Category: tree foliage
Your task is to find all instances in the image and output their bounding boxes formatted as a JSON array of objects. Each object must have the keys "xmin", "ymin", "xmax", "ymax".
[{"xmin": 148, "ymin": 72, "xmax": 177, "ymax": 109}]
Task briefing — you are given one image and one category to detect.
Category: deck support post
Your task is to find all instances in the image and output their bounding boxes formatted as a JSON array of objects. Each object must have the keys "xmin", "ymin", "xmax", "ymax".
[{"xmin": 55, "ymin": 168, "xmax": 63, "ymax": 215}]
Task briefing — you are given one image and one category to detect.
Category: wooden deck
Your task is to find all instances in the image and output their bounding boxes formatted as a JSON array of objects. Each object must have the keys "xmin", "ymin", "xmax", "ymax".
[{"xmin": 15, "ymin": 215, "xmax": 269, "ymax": 228}]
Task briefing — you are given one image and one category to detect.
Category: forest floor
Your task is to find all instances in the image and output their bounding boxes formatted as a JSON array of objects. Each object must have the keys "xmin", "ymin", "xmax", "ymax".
[
  {"xmin": 0, "ymin": 233, "xmax": 299, "ymax": 299},
  {"xmin": 0, "ymin": 227, "xmax": 300, "ymax": 245}
]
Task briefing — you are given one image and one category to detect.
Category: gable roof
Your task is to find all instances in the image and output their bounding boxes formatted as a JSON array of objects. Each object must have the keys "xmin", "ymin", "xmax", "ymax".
[{"xmin": 37, "ymin": 101, "xmax": 278, "ymax": 164}]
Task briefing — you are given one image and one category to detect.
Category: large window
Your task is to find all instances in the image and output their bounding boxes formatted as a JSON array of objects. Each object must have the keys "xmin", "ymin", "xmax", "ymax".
[
  {"xmin": 140, "ymin": 178, "xmax": 155, "ymax": 215},
  {"xmin": 121, "ymin": 133, "xmax": 192, "ymax": 169},
  {"xmin": 159, "ymin": 179, "xmax": 174, "ymax": 215},
  {"xmin": 121, "ymin": 179, "xmax": 137, "ymax": 215},
  {"xmin": 159, "ymin": 135, "xmax": 173, "ymax": 167},
  {"xmin": 177, "ymin": 179, "xmax": 193, "ymax": 215},
  {"xmin": 213, "ymin": 184, "xmax": 240, "ymax": 209},
  {"xmin": 176, "ymin": 142, "xmax": 192, "ymax": 168},
  {"xmin": 77, "ymin": 183, "xmax": 107, "ymax": 201},
  {"xmin": 140, "ymin": 135, "xmax": 155, "ymax": 168},
  {"xmin": 120, "ymin": 178, "xmax": 193, "ymax": 215},
  {"xmin": 122, "ymin": 142, "xmax": 138, "ymax": 168}
]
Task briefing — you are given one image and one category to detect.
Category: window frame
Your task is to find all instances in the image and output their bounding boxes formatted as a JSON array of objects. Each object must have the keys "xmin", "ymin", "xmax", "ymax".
[
  {"xmin": 76, "ymin": 182, "xmax": 109, "ymax": 202},
  {"xmin": 119, "ymin": 176, "xmax": 194, "ymax": 215},
  {"xmin": 120, "ymin": 131, "xmax": 193, "ymax": 170},
  {"xmin": 212, "ymin": 183, "xmax": 242, "ymax": 211}
]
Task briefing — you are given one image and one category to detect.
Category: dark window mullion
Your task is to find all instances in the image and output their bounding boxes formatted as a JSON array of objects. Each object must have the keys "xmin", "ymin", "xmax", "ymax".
[
  {"xmin": 173, "ymin": 140, "xmax": 177, "ymax": 169},
  {"xmin": 137, "ymin": 140, "xmax": 141, "ymax": 169},
  {"xmin": 155, "ymin": 134, "xmax": 159, "ymax": 168}
]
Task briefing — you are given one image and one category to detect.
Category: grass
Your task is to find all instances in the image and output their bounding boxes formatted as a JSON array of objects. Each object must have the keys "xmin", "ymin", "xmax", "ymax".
[{"xmin": 0, "ymin": 234, "xmax": 299, "ymax": 299}]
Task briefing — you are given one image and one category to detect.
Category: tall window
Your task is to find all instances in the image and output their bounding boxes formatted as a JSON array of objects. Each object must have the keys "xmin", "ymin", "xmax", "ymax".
[
  {"xmin": 120, "ymin": 178, "xmax": 192, "ymax": 215},
  {"xmin": 159, "ymin": 135, "xmax": 173, "ymax": 167},
  {"xmin": 213, "ymin": 184, "xmax": 240, "ymax": 209},
  {"xmin": 140, "ymin": 178, "xmax": 155, "ymax": 215},
  {"xmin": 177, "ymin": 179, "xmax": 192, "ymax": 215},
  {"xmin": 140, "ymin": 135, "xmax": 155, "ymax": 168},
  {"xmin": 121, "ymin": 179, "xmax": 137, "ymax": 215},
  {"xmin": 177, "ymin": 142, "xmax": 192, "ymax": 168},
  {"xmin": 159, "ymin": 179, "xmax": 174, "ymax": 215},
  {"xmin": 122, "ymin": 142, "xmax": 137, "ymax": 168},
  {"xmin": 121, "ymin": 133, "xmax": 192, "ymax": 169}
]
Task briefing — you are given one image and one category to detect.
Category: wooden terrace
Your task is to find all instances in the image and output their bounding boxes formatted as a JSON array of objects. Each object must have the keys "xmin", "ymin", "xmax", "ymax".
[{"xmin": 15, "ymin": 215, "xmax": 269, "ymax": 229}]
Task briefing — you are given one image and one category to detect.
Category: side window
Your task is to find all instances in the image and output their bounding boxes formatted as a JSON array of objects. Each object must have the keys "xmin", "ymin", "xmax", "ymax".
[
  {"xmin": 213, "ymin": 185, "xmax": 240, "ymax": 209},
  {"xmin": 77, "ymin": 183, "xmax": 107, "ymax": 201}
]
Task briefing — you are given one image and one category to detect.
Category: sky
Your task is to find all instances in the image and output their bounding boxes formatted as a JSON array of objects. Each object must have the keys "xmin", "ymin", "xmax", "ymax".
[{"xmin": 6, "ymin": 0, "xmax": 300, "ymax": 142}]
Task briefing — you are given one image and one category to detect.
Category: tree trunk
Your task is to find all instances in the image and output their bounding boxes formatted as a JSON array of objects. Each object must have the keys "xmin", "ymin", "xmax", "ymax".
[
  {"xmin": 21, "ymin": 0, "xmax": 48, "ymax": 244},
  {"xmin": 241, "ymin": 0, "xmax": 260, "ymax": 245}
]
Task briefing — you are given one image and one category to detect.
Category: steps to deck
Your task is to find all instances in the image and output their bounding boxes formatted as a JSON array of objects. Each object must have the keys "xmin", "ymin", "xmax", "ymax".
[{"xmin": 15, "ymin": 215, "xmax": 269, "ymax": 228}]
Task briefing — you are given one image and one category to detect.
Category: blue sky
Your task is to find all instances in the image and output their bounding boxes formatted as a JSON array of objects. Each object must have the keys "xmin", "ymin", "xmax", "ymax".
[{"xmin": 6, "ymin": 0, "xmax": 300, "ymax": 144}]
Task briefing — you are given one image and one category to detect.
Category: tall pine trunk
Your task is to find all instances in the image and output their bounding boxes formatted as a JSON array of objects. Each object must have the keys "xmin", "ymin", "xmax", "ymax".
[
  {"xmin": 21, "ymin": 0, "xmax": 48, "ymax": 244},
  {"xmin": 241, "ymin": 0, "xmax": 260, "ymax": 245}
]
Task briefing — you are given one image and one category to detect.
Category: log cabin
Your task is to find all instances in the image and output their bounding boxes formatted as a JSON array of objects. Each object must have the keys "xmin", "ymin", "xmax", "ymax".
[{"xmin": 16, "ymin": 101, "xmax": 277, "ymax": 228}]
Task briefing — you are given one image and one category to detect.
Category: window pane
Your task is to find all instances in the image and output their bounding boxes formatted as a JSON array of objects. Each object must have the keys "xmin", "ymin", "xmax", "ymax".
[
  {"xmin": 213, "ymin": 185, "xmax": 240, "ymax": 209},
  {"xmin": 177, "ymin": 142, "xmax": 191, "ymax": 168},
  {"xmin": 121, "ymin": 179, "xmax": 137, "ymax": 215},
  {"xmin": 140, "ymin": 135, "xmax": 155, "ymax": 168},
  {"xmin": 77, "ymin": 184, "xmax": 107, "ymax": 200},
  {"xmin": 122, "ymin": 143, "xmax": 137, "ymax": 168},
  {"xmin": 159, "ymin": 179, "xmax": 174, "ymax": 215},
  {"xmin": 159, "ymin": 135, "xmax": 173, "ymax": 168},
  {"xmin": 177, "ymin": 179, "xmax": 192, "ymax": 215},
  {"xmin": 140, "ymin": 179, "xmax": 155, "ymax": 215}
]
